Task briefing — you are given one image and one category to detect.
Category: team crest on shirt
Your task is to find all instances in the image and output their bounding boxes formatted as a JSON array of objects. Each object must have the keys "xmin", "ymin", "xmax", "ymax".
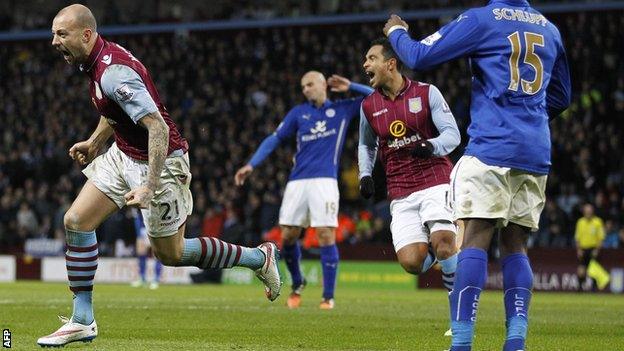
[
  {"xmin": 101, "ymin": 54, "xmax": 112, "ymax": 65},
  {"xmin": 408, "ymin": 97, "xmax": 422, "ymax": 113},
  {"xmin": 325, "ymin": 108, "xmax": 336, "ymax": 118}
]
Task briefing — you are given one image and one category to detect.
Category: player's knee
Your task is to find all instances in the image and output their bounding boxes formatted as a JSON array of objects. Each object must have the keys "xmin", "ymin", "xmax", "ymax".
[
  {"xmin": 153, "ymin": 247, "xmax": 182, "ymax": 266},
  {"xmin": 63, "ymin": 210, "xmax": 91, "ymax": 231},
  {"xmin": 399, "ymin": 259, "xmax": 424, "ymax": 275},
  {"xmin": 434, "ymin": 244, "xmax": 454, "ymax": 261}
]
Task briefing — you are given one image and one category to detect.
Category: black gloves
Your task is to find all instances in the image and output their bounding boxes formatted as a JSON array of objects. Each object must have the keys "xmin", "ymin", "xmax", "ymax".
[
  {"xmin": 359, "ymin": 176, "xmax": 375, "ymax": 199},
  {"xmin": 411, "ymin": 140, "xmax": 434, "ymax": 159}
]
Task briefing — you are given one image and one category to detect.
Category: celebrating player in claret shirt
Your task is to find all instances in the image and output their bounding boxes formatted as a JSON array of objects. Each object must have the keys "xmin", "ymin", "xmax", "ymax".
[
  {"xmin": 384, "ymin": 0, "xmax": 572, "ymax": 349},
  {"xmin": 358, "ymin": 38, "xmax": 460, "ymax": 335},
  {"xmin": 39, "ymin": 4, "xmax": 282, "ymax": 347},
  {"xmin": 235, "ymin": 71, "xmax": 373, "ymax": 310}
]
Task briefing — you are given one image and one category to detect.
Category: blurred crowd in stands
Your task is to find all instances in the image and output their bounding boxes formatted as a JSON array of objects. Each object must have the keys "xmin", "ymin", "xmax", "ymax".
[
  {"xmin": 2, "ymin": 0, "xmax": 586, "ymax": 31},
  {"xmin": 1, "ymin": 8, "xmax": 623, "ymax": 255}
]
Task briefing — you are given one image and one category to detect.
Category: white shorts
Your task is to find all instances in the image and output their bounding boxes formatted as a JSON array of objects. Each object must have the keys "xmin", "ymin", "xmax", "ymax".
[
  {"xmin": 279, "ymin": 178, "xmax": 339, "ymax": 228},
  {"xmin": 390, "ymin": 184, "xmax": 456, "ymax": 252},
  {"xmin": 449, "ymin": 155, "xmax": 547, "ymax": 231},
  {"xmin": 83, "ymin": 143, "xmax": 193, "ymax": 237}
]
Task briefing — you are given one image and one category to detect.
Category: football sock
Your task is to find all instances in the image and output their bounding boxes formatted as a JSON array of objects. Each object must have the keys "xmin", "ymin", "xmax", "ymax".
[
  {"xmin": 421, "ymin": 249, "xmax": 436, "ymax": 273},
  {"xmin": 154, "ymin": 258, "xmax": 162, "ymax": 282},
  {"xmin": 320, "ymin": 244, "xmax": 339, "ymax": 300},
  {"xmin": 178, "ymin": 237, "xmax": 264, "ymax": 270},
  {"xmin": 449, "ymin": 248, "xmax": 488, "ymax": 350},
  {"xmin": 138, "ymin": 254, "xmax": 147, "ymax": 281},
  {"xmin": 65, "ymin": 229, "xmax": 98, "ymax": 325},
  {"xmin": 283, "ymin": 242, "xmax": 304, "ymax": 287},
  {"xmin": 502, "ymin": 253, "xmax": 533, "ymax": 351},
  {"xmin": 439, "ymin": 253, "xmax": 458, "ymax": 291}
]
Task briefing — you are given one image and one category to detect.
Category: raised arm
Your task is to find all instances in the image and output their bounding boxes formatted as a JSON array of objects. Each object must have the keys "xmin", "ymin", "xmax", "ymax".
[
  {"xmin": 328, "ymin": 74, "xmax": 374, "ymax": 96},
  {"xmin": 384, "ymin": 13, "xmax": 482, "ymax": 71},
  {"xmin": 234, "ymin": 109, "xmax": 298, "ymax": 186}
]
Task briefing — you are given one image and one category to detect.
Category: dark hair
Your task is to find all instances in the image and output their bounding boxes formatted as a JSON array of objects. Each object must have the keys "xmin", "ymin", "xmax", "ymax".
[{"xmin": 370, "ymin": 37, "xmax": 403, "ymax": 71}]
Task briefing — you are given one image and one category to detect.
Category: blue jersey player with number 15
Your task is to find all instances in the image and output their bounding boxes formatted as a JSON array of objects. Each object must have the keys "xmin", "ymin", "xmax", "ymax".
[{"xmin": 384, "ymin": 1, "xmax": 571, "ymax": 350}]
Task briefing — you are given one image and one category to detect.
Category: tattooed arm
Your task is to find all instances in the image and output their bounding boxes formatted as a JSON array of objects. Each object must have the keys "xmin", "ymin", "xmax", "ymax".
[{"xmin": 124, "ymin": 111, "xmax": 170, "ymax": 208}]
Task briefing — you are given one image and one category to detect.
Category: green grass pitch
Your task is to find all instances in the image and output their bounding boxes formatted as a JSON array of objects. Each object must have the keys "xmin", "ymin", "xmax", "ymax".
[{"xmin": 1, "ymin": 281, "xmax": 623, "ymax": 350}]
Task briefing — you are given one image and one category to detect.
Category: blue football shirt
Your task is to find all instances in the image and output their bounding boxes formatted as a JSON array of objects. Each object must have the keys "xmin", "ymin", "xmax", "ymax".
[
  {"xmin": 273, "ymin": 99, "xmax": 361, "ymax": 180},
  {"xmin": 389, "ymin": 0, "xmax": 572, "ymax": 174}
]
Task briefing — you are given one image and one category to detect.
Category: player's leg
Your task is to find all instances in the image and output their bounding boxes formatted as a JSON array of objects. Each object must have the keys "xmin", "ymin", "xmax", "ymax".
[
  {"xmin": 132, "ymin": 235, "xmax": 149, "ymax": 287},
  {"xmin": 149, "ymin": 223, "xmax": 281, "ymax": 300},
  {"xmin": 577, "ymin": 250, "xmax": 590, "ymax": 291},
  {"xmin": 151, "ymin": 242, "xmax": 163, "ymax": 289},
  {"xmin": 429, "ymin": 228, "xmax": 458, "ymax": 291},
  {"xmin": 317, "ymin": 226, "xmax": 338, "ymax": 309},
  {"xmin": 65, "ymin": 181, "xmax": 118, "ymax": 324},
  {"xmin": 309, "ymin": 178, "xmax": 340, "ymax": 309},
  {"xmin": 391, "ymin": 192, "xmax": 435, "ymax": 275},
  {"xmin": 449, "ymin": 218, "xmax": 496, "ymax": 351},
  {"xmin": 140, "ymin": 153, "xmax": 281, "ymax": 300},
  {"xmin": 278, "ymin": 180, "xmax": 310, "ymax": 307},
  {"xmin": 395, "ymin": 242, "xmax": 435, "ymax": 274},
  {"xmin": 37, "ymin": 181, "xmax": 118, "ymax": 347},
  {"xmin": 281, "ymin": 225, "xmax": 306, "ymax": 308},
  {"xmin": 500, "ymin": 172, "xmax": 546, "ymax": 351},
  {"xmin": 448, "ymin": 156, "xmax": 510, "ymax": 351},
  {"xmin": 499, "ymin": 223, "xmax": 532, "ymax": 351},
  {"xmin": 421, "ymin": 184, "xmax": 459, "ymax": 291}
]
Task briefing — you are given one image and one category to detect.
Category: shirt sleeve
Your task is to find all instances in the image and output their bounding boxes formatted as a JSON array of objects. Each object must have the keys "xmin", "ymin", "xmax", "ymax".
[
  {"xmin": 546, "ymin": 39, "xmax": 572, "ymax": 120},
  {"xmin": 100, "ymin": 64, "xmax": 158, "ymax": 123},
  {"xmin": 349, "ymin": 82, "xmax": 375, "ymax": 96},
  {"xmin": 427, "ymin": 85, "xmax": 461, "ymax": 157},
  {"xmin": 358, "ymin": 105, "xmax": 378, "ymax": 179},
  {"xmin": 388, "ymin": 10, "xmax": 482, "ymax": 71},
  {"xmin": 273, "ymin": 107, "xmax": 299, "ymax": 141},
  {"xmin": 248, "ymin": 134, "xmax": 281, "ymax": 168},
  {"xmin": 248, "ymin": 108, "xmax": 298, "ymax": 167}
]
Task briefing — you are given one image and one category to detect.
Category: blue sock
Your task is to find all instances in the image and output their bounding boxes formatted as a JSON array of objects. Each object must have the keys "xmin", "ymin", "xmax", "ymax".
[
  {"xmin": 283, "ymin": 243, "xmax": 304, "ymax": 287},
  {"xmin": 502, "ymin": 254, "xmax": 533, "ymax": 351},
  {"xmin": 449, "ymin": 248, "xmax": 488, "ymax": 350},
  {"xmin": 178, "ymin": 237, "xmax": 264, "ymax": 269},
  {"xmin": 154, "ymin": 259, "xmax": 162, "ymax": 282},
  {"xmin": 439, "ymin": 253, "xmax": 458, "ymax": 291},
  {"xmin": 65, "ymin": 229, "xmax": 98, "ymax": 325},
  {"xmin": 138, "ymin": 255, "xmax": 147, "ymax": 281},
  {"xmin": 320, "ymin": 244, "xmax": 339, "ymax": 299}
]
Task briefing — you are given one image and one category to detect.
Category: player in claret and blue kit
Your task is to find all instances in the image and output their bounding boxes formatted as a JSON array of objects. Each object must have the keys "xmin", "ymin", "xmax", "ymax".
[
  {"xmin": 40, "ymin": 4, "xmax": 282, "ymax": 347},
  {"xmin": 358, "ymin": 38, "xmax": 460, "ymax": 336},
  {"xmin": 383, "ymin": 0, "xmax": 571, "ymax": 349}
]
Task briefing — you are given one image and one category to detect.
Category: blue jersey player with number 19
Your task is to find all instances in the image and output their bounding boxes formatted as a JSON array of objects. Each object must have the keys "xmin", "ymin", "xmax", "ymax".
[
  {"xmin": 384, "ymin": 0, "xmax": 571, "ymax": 350},
  {"xmin": 235, "ymin": 72, "xmax": 373, "ymax": 310}
]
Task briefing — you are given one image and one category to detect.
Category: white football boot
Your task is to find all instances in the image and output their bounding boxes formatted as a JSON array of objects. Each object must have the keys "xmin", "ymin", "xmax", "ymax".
[
  {"xmin": 37, "ymin": 316, "xmax": 97, "ymax": 347},
  {"xmin": 255, "ymin": 242, "xmax": 282, "ymax": 301}
]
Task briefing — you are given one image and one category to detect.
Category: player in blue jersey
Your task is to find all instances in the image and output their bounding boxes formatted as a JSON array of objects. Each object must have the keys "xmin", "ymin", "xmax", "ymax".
[
  {"xmin": 129, "ymin": 208, "xmax": 162, "ymax": 289},
  {"xmin": 235, "ymin": 71, "xmax": 373, "ymax": 309},
  {"xmin": 384, "ymin": 1, "xmax": 571, "ymax": 350}
]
